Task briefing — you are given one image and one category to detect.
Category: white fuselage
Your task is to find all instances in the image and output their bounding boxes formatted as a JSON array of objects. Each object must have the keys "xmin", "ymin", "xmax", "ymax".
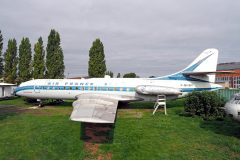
[
  {"xmin": 224, "ymin": 95, "xmax": 240, "ymax": 121},
  {"xmin": 15, "ymin": 78, "xmax": 221, "ymax": 101}
]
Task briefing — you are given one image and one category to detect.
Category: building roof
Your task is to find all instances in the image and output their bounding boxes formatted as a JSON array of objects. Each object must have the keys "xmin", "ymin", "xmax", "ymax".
[
  {"xmin": 0, "ymin": 83, "xmax": 17, "ymax": 86},
  {"xmin": 217, "ymin": 62, "xmax": 240, "ymax": 71}
]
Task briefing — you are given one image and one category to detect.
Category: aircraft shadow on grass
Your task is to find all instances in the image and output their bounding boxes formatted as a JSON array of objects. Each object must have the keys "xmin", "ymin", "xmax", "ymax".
[
  {"xmin": 200, "ymin": 118, "xmax": 240, "ymax": 138},
  {"xmin": 80, "ymin": 122, "xmax": 115, "ymax": 143}
]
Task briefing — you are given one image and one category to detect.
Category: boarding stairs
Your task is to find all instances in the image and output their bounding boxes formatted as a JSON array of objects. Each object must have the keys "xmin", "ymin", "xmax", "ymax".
[{"xmin": 153, "ymin": 95, "xmax": 167, "ymax": 115}]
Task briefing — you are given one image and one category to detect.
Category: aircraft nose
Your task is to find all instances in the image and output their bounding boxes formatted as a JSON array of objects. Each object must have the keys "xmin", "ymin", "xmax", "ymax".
[
  {"xmin": 15, "ymin": 86, "xmax": 21, "ymax": 96},
  {"xmin": 15, "ymin": 83, "xmax": 24, "ymax": 96}
]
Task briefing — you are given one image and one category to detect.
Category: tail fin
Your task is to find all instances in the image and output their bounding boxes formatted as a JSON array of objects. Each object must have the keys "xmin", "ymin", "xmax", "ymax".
[
  {"xmin": 157, "ymin": 49, "xmax": 219, "ymax": 82},
  {"xmin": 182, "ymin": 48, "xmax": 218, "ymax": 73}
]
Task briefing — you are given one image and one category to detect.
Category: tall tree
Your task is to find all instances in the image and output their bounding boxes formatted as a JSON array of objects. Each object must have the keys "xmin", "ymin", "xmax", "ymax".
[
  {"xmin": 88, "ymin": 38, "xmax": 106, "ymax": 77},
  {"xmin": 33, "ymin": 37, "xmax": 45, "ymax": 79},
  {"xmin": 0, "ymin": 30, "xmax": 3, "ymax": 78},
  {"xmin": 18, "ymin": 37, "xmax": 32, "ymax": 82},
  {"xmin": 46, "ymin": 29, "xmax": 65, "ymax": 79},
  {"xmin": 4, "ymin": 39, "xmax": 18, "ymax": 83}
]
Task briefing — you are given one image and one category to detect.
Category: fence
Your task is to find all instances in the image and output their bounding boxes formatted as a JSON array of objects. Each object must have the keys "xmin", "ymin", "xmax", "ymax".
[{"xmin": 216, "ymin": 89, "xmax": 240, "ymax": 101}]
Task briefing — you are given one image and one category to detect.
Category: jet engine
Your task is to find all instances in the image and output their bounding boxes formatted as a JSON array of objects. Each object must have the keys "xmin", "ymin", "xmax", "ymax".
[{"xmin": 136, "ymin": 85, "xmax": 182, "ymax": 95}]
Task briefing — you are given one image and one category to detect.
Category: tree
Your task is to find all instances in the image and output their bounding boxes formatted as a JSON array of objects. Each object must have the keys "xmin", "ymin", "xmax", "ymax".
[
  {"xmin": 18, "ymin": 37, "xmax": 32, "ymax": 82},
  {"xmin": 33, "ymin": 37, "xmax": 45, "ymax": 79},
  {"xmin": 0, "ymin": 30, "xmax": 3, "ymax": 78},
  {"xmin": 88, "ymin": 38, "xmax": 106, "ymax": 77},
  {"xmin": 46, "ymin": 29, "xmax": 65, "ymax": 79},
  {"xmin": 4, "ymin": 39, "xmax": 18, "ymax": 83},
  {"xmin": 123, "ymin": 72, "xmax": 137, "ymax": 78},
  {"xmin": 117, "ymin": 73, "xmax": 121, "ymax": 78},
  {"xmin": 105, "ymin": 70, "xmax": 113, "ymax": 78}
]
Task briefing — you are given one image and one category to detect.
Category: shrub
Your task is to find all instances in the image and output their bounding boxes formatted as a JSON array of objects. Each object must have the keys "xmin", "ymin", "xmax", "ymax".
[{"xmin": 184, "ymin": 91, "xmax": 225, "ymax": 120}]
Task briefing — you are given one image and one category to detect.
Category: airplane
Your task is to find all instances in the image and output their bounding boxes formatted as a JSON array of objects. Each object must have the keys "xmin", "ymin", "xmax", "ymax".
[
  {"xmin": 15, "ymin": 48, "xmax": 223, "ymax": 123},
  {"xmin": 224, "ymin": 93, "xmax": 240, "ymax": 121}
]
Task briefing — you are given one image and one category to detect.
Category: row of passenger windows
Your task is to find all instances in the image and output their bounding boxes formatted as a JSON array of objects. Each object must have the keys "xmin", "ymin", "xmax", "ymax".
[
  {"xmin": 47, "ymin": 82, "xmax": 94, "ymax": 86},
  {"xmin": 36, "ymin": 86, "xmax": 135, "ymax": 92}
]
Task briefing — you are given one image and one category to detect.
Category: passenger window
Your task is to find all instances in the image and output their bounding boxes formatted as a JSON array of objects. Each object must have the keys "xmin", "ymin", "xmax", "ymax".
[
  {"xmin": 76, "ymin": 87, "xmax": 78, "ymax": 90},
  {"xmin": 70, "ymin": 87, "xmax": 72, "ymax": 90}
]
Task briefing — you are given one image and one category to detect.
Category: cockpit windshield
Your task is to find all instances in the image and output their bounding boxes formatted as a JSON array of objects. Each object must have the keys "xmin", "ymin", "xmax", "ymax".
[{"xmin": 235, "ymin": 95, "xmax": 240, "ymax": 100}]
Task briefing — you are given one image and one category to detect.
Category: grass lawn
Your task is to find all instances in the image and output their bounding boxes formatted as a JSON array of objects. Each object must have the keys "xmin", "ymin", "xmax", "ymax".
[{"xmin": 0, "ymin": 98, "xmax": 239, "ymax": 160}]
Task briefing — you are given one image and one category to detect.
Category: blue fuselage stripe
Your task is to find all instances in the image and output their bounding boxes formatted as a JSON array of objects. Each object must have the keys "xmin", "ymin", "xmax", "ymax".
[{"xmin": 15, "ymin": 86, "xmax": 136, "ymax": 93}]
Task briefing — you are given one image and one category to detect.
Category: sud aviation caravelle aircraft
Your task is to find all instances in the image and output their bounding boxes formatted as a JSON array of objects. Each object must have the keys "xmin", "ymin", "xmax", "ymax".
[{"xmin": 16, "ymin": 48, "xmax": 225, "ymax": 123}]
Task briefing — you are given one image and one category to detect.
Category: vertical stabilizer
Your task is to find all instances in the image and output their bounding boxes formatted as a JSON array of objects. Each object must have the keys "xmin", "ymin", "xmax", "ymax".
[{"xmin": 156, "ymin": 49, "xmax": 219, "ymax": 82}]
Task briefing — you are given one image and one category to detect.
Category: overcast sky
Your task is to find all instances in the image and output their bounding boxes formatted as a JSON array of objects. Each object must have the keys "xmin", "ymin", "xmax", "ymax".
[{"xmin": 0, "ymin": 0, "xmax": 240, "ymax": 77}]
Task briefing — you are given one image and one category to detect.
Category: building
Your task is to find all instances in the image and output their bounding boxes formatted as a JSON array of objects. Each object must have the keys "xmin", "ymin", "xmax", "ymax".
[
  {"xmin": 0, "ymin": 83, "xmax": 17, "ymax": 98},
  {"xmin": 215, "ymin": 62, "xmax": 240, "ymax": 88}
]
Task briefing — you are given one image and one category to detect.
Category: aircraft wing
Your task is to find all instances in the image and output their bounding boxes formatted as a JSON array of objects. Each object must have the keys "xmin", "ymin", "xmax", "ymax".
[{"xmin": 70, "ymin": 94, "xmax": 119, "ymax": 123}]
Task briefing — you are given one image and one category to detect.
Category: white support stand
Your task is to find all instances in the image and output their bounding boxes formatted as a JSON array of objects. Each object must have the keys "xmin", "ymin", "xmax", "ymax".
[{"xmin": 153, "ymin": 95, "xmax": 167, "ymax": 115}]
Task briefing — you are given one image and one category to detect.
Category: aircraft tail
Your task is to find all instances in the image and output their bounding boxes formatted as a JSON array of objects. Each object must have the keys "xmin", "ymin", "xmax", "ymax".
[{"xmin": 156, "ymin": 48, "xmax": 219, "ymax": 82}]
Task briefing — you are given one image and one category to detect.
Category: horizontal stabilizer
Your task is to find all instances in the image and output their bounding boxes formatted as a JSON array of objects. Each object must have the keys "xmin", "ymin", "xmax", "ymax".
[{"xmin": 182, "ymin": 71, "xmax": 237, "ymax": 76}]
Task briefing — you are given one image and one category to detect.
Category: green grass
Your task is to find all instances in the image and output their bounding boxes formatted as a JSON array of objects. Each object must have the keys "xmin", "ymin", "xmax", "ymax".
[
  {"xmin": 0, "ymin": 97, "xmax": 33, "ymax": 107},
  {"xmin": 0, "ymin": 97, "xmax": 240, "ymax": 160}
]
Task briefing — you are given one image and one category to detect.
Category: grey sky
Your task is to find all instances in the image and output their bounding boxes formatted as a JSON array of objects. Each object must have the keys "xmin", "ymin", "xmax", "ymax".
[{"xmin": 0, "ymin": 0, "xmax": 240, "ymax": 77}]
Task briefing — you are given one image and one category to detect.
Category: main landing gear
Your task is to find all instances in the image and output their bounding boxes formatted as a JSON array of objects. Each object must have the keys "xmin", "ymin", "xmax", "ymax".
[{"xmin": 37, "ymin": 99, "xmax": 43, "ymax": 107}]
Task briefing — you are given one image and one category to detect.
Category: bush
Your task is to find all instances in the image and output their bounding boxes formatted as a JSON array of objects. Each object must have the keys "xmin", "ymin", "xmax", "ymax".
[{"xmin": 184, "ymin": 91, "xmax": 225, "ymax": 120}]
